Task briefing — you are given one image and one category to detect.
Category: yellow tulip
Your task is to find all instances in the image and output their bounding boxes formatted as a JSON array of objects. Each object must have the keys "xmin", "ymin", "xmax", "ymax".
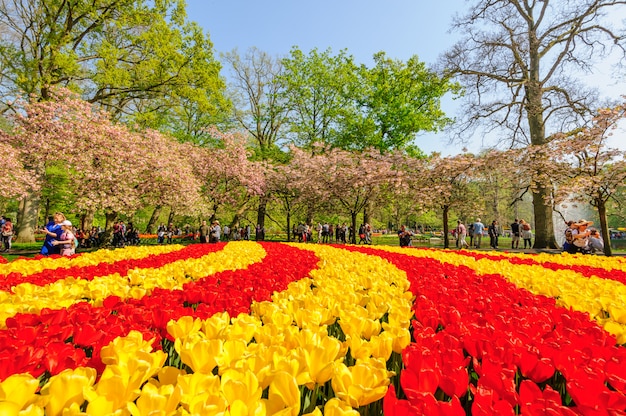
[
  {"xmin": 302, "ymin": 335, "xmax": 342, "ymax": 386},
  {"xmin": 153, "ymin": 366, "xmax": 186, "ymax": 388},
  {"xmin": 167, "ymin": 316, "xmax": 202, "ymax": 340},
  {"xmin": 224, "ymin": 399, "xmax": 266, "ymax": 416},
  {"xmin": 229, "ymin": 314, "xmax": 261, "ymax": 343},
  {"xmin": 177, "ymin": 372, "xmax": 221, "ymax": 409},
  {"xmin": 90, "ymin": 366, "xmax": 141, "ymax": 411},
  {"xmin": 220, "ymin": 369, "xmax": 262, "ymax": 408},
  {"xmin": 175, "ymin": 334, "xmax": 223, "ymax": 374},
  {"xmin": 381, "ymin": 323, "xmax": 411, "ymax": 354},
  {"xmin": 201, "ymin": 311, "xmax": 231, "ymax": 339},
  {"xmin": 359, "ymin": 334, "xmax": 393, "ymax": 362},
  {"xmin": 0, "ymin": 401, "xmax": 20, "ymax": 416},
  {"xmin": 0, "ymin": 373, "xmax": 39, "ymax": 410},
  {"xmin": 15, "ymin": 404, "xmax": 44, "ymax": 416},
  {"xmin": 323, "ymin": 398, "xmax": 359, "ymax": 416},
  {"xmin": 242, "ymin": 344, "xmax": 284, "ymax": 389},
  {"xmin": 100, "ymin": 330, "xmax": 156, "ymax": 366},
  {"xmin": 266, "ymin": 371, "xmax": 300, "ymax": 416},
  {"xmin": 269, "ymin": 350, "xmax": 309, "ymax": 387},
  {"xmin": 608, "ymin": 305, "xmax": 626, "ymax": 325},
  {"xmin": 215, "ymin": 339, "xmax": 247, "ymax": 374},
  {"xmin": 127, "ymin": 383, "xmax": 182, "ymax": 416},
  {"xmin": 84, "ymin": 393, "xmax": 123, "ymax": 416},
  {"xmin": 603, "ymin": 321, "xmax": 626, "ymax": 344},
  {"xmin": 186, "ymin": 392, "xmax": 227, "ymax": 416},
  {"xmin": 39, "ymin": 367, "xmax": 96, "ymax": 416},
  {"xmin": 331, "ymin": 359, "xmax": 391, "ymax": 408},
  {"xmin": 302, "ymin": 407, "xmax": 323, "ymax": 416}
]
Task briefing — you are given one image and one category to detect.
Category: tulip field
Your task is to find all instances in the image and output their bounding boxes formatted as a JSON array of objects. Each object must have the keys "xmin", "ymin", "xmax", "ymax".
[{"xmin": 0, "ymin": 242, "xmax": 625, "ymax": 415}]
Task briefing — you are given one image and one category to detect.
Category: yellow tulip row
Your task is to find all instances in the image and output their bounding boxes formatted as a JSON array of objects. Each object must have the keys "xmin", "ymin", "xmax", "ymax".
[
  {"xmin": 461, "ymin": 249, "xmax": 626, "ymax": 273},
  {"xmin": 374, "ymin": 246, "xmax": 626, "ymax": 344},
  {"xmin": 0, "ymin": 243, "xmax": 415, "ymax": 416},
  {"xmin": 0, "ymin": 242, "xmax": 266, "ymax": 327},
  {"xmin": 0, "ymin": 245, "xmax": 186, "ymax": 278}
]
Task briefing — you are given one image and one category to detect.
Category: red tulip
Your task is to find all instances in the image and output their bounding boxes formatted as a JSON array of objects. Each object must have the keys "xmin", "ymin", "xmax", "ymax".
[{"xmin": 401, "ymin": 346, "xmax": 441, "ymax": 397}]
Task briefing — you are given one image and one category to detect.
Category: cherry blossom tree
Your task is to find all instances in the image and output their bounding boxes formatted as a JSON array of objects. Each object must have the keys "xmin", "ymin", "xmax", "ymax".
[
  {"xmin": 0, "ymin": 140, "xmax": 36, "ymax": 200},
  {"xmin": 2, "ymin": 88, "xmax": 203, "ymax": 241},
  {"xmin": 289, "ymin": 144, "xmax": 401, "ymax": 243},
  {"xmin": 70, "ymin": 125, "xmax": 151, "ymax": 232},
  {"xmin": 188, "ymin": 128, "xmax": 266, "ymax": 225},
  {"xmin": 134, "ymin": 132, "xmax": 203, "ymax": 232},
  {"xmin": 1, "ymin": 89, "xmax": 112, "ymax": 241},
  {"xmin": 414, "ymin": 153, "xmax": 482, "ymax": 248},
  {"xmin": 550, "ymin": 105, "xmax": 626, "ymax": 256}
]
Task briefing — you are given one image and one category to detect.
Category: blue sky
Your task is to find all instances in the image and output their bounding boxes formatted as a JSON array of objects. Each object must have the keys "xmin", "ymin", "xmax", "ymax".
[
  {"xmin": 185, "ymin": 0, "xmax": 462, "ymax": 65},
  {"xmin": 184, "ymin": 0, "xmax": 625, "ymax": 155}
]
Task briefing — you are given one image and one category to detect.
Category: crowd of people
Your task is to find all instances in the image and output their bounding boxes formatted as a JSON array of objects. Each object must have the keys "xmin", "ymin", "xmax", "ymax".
[
  {"xmin": 293, "ymin": 222, "xmax": 372, "ymax": 245},
  {"xmin": 24, "ymin": 211, "xmax": 611, "ymax": 257},
  {"xmin": 562, "ymin": 219, "xmax": 604, "ymax": 254},
  {"xmin": 450, "ymin": 217, "xmax": 604, "ymax": 254}
]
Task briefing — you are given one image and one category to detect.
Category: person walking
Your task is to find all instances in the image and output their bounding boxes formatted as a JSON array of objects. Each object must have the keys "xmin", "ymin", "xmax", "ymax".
[
  {"xmin": 209, "ymin": 220, "xmax": 221, "ymax": 243},
  {"xmin": 39, "ymin": 212, "xmax": 65, "ymax": 255},
  {"xmin": 456, "ymin": 220, "xmax": 469, "ymax": 249},
  {"xmin": 398, "ymin": 225, "xmax": 413, "ymax": 247},
  {"xmin": 1, "ymin": 217, "xmax": 13, "ymax": 252},
  {"xmin": 198, "ymin": 220, "xmax": 210, "ymax": 243},
  {"xmin": 488, "ymin": 220, "xmax": 499, "ymax": 249},
  {"xmin": 52, "ymin": 220, "xmax": 76, "ymax": 256},
  {"xmin": 519, "ymin": 219, "xmax": 533, "ymax": 249},
  {"xmin": 472, "ymin": 218, "xmax": 485, "ymax": 249},
  {"xmin": 510, "ymin": 219, "xmax": 520, "ymax": 249}
]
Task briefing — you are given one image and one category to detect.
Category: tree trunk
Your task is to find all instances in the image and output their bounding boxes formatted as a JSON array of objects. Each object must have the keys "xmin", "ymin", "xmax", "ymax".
[
  {"xmin": 80, "ymin": 209, "xmax": 95, "ymax": 232},
  {"xmin": 527, "ymin": 40, "xmax": 557, "ymax": 249},
  {"xmin": 167, "ymin": 207, "xmax": 175, "ymax": 226},
  {"xmin": 209, "ymin": 203, "xmax": 219, "ymax": 223},
  {"xmin": 14, "ymin": 194, "xmax": 39, "ymax": 243},
  {"xmin": 350, "ymin": 211, "xmax": 358, "ymax": 244},
  {"xmin": 442, "ymin": 205, "xmax": 450, "ymax": 249},
  {"xmin": 305, "ymin": 205, "xmax": 314, "ymax": 227},
  {"xmin": 531, "ymin": 190, "xmax": 558, "ymax": 249},
  {"xmin": 283, "ymin": 196, "xmax": 292, "ymax": 242},
  {"xmin": 257, "ymin": 195, "xmax": 268, "ymax": 230},
  {"xmin": 16, "ymin": 198, "xmax": 25, "ymax": 239},
  {"xmin": 146, "ymin": 205, "xmax": 162, "ymax": 233},
  {"xmin": 101, "ymin": 211, "xmax": 118, "ymax": 246},
  {"xmin": 596, "ymin": 199, "xmax": 612, "ymax": 256},
  {"xmin": 230, "ymin": 202, "xmax": 251, "ymax": 231}
]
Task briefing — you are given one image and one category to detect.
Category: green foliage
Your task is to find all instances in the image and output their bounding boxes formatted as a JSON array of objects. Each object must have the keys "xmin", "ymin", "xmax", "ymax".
[
  {"xmin": 280, "ymin": 47, "xmax": 358, "ymax": 149},
  {"xmin": 339, "ymin": 52, "xmax": 459, "ymax": 152},
  {"xmin": 279, "ymin": 48, "xmax": 459, "ymax": 153},
  {"xmin": 0, "ymin": 0, "xmax": 230, "ymax": 142}
]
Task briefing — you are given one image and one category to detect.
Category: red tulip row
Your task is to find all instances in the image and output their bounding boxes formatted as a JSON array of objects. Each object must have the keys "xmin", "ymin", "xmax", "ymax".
[
  {"xmin": 346, "ymin": 246, "xmax": 626, "ymax": 415},
  {"xmin": 0, "ymin": 243, "xmax": 319, "ymax": 381}
]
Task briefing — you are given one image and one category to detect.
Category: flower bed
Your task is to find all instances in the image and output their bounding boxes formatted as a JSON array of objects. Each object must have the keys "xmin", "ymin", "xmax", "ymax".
[{"xmin": 0, "ymin": 242, "xmax": 624, "ymax": 415}]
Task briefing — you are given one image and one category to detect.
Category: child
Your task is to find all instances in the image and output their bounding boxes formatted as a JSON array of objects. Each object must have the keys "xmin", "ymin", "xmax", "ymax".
[{"xmin": 52, "ymin": 220, "xmax": 76, "ymax": 256}]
